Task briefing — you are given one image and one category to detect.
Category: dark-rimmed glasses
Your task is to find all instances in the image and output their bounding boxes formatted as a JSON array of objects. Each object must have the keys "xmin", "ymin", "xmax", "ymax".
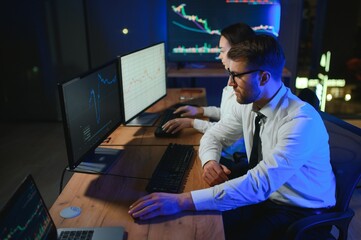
[{"xmin": 227, "ymin": 68, "xmax": 262, "ymax": 85}]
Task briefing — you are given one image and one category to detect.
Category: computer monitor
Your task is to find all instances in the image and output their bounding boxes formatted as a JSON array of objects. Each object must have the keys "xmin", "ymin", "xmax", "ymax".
[
  {"xmin": 119, "ymin": 42, "xmax": 167, "ymax": 126},
  {"xmin": 58, "ymin": 59, "xmax": 123, "ymax": 172},
  {"xmin": 167, "ymin": 0, "xmax": 281, "ymax": 63}
]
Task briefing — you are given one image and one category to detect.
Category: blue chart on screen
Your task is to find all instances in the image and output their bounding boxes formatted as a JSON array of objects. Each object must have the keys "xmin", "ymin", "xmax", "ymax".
[{"xmin": 167, "ymin": 0, "xmax": 281, "ymax": 62}]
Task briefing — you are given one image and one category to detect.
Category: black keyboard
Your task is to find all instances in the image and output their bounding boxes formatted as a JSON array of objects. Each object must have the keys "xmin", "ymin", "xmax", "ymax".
[
  {"xmin": 146, "ymin": 143, "xmax": 195, "ymax": 193},
  {"xmin": 154, "ymin": 108, "xmax": 181, "ymax": 137}
]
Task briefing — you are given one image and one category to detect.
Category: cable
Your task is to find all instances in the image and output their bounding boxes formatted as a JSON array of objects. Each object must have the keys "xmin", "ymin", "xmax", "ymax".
[{"xmin": 59, "ymin": 166, "xmax": 68, "ymax": 195}]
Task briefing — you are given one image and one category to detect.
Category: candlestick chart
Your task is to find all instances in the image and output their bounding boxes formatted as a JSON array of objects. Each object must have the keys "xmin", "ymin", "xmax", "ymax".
[{"xmin": 167, "ymin": 0, "xmax": 280, "ymax": 62}]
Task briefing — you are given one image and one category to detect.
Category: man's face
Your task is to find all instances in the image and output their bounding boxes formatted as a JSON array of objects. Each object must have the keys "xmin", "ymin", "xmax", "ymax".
[{"xmin": 228, "ymin": 60, "xmax": 262, "ymax": 104}]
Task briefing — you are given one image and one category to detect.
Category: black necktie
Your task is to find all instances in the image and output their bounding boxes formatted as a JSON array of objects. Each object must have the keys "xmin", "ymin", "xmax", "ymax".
[{"xmin": 249, "ymin": 114, "xmax": 263, "ymax": 169}]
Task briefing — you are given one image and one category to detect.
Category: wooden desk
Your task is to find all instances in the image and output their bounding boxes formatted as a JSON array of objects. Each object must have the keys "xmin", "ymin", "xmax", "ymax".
[
  {"xmin": 168, "ymin": 67, "xmax": 228, "ymax": 78},
  {"xmin": 102, "ymin": 145, "xmax": 209, "ymax": 187},
  {"xmin": 104, "ymin": 126, "xmax": 203, "ymax": 146},
  {"xmin": 168, "ymin": 64, "xmax": 292, "ymax": 79},
  {"xmin": 50, "ymin": 146, "xmax": 224, "ymax": 240},
  {"xmin": 102, "ymin": 88, "xmax": 207, "ymax": 146},
  {"xmin": 167, "ymin": 62, "xmax": 227, "ymax": 78},
  {"xmin": 147, "ymin": 88, "xmax": 208, "ymax": 109},
  {"xmin": 168, "ymin": 64, "xmax": 292, "ymax": 88}
]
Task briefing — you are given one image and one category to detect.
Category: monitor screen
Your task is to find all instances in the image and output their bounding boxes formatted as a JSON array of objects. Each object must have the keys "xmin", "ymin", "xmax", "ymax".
[
  {"xmin": 58, "ymin": 59, "xmax": 123, "ymax": 170},
  {"xmin": 167, "ymin": 0, "xmax": 281, "ymax": 63},
  {"xmin": 119, "ymin": 42, "xmax": 167, "ymax": 124}
]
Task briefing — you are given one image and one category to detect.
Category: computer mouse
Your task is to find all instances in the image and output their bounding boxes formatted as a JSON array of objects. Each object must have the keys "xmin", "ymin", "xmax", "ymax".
[{"xmin": 60, "ymin": 206, "xmax": 82, "ymax": 219}]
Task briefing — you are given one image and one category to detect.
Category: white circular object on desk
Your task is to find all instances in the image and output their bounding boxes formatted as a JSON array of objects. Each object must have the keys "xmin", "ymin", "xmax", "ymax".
[{"xmin": 60, "ymin": 206, "xmax": 82, "ymax": 219}]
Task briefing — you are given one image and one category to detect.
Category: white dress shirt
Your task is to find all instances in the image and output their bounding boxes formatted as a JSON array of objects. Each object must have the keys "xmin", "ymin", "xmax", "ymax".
[
  {"xmin": 193, "ymin": 86, "xmax": 246, "ymax": 159},
  {"xmin": 192, "ymin": 84, "xmax": 336, "ymax": 210}
]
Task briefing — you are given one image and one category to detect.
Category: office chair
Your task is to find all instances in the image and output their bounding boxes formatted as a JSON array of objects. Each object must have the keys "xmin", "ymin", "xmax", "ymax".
[
  {"xmin": 298, "ymin": 88, "xmax": 320, "ymax": 110},
  {"xmin": 286, "ymin": 111, "xmax": 361, "ymax": 240}
]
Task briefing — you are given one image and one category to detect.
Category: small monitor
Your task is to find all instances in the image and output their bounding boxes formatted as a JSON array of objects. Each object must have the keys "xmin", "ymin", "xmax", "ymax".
[
  {"xmin": 58, "ymin": 59, "xmax": 123, "ymax": 172},
  {"xmin": 119, "ymin": 42, "xmax": 167, "ymax": 126},
  {"xmin": 167, "ymin": 0, "xmax": 281, "ymax": 63}
]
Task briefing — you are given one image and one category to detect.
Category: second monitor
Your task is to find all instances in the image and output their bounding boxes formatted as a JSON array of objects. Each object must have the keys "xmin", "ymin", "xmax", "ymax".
[
  {"xmin": 58, "ymin": 59, "xmax": 123, "ymax": 173},
  {"xmin": 119, "ymin": 42, "xmax": 167, "ymax": 126}
]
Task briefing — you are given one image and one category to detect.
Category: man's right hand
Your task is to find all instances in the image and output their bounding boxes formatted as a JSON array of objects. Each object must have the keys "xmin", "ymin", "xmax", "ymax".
[
  {"xmin": 174, "ymin": 105, "xmax": 203, "ymax": 117},
  {"xmin": 202, "ymin": 160, "xmax": 231, "ymax": 186}
]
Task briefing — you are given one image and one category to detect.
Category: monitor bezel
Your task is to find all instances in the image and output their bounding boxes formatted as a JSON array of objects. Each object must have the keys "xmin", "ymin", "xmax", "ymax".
[{"xmin": 58, "ymin": 59, "xmax": 123, "ymax": 170}]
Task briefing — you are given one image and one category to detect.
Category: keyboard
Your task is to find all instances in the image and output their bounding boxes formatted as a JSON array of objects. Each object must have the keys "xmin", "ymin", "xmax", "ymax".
[
  {"xmin": 154, "ymin": 108, "xmax": 181, "ymax": 137},
  {"xmin": 59, "ymin": 230, "xmax": 94, "ymax": 240},
  {"xmin": 146, "ymin": 143, "xmax": 195, "ymax": 193}
]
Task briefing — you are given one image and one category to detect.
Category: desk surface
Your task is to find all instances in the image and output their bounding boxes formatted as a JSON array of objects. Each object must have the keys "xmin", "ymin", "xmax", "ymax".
[
  {"xmin": 168, "ymin": 67, "xmax": 228, "ymax": 78},
  {"xmin": 50, "ymin": 88, "xmax": 224, "ymax": 240},
  {"xmin": 147, "ymin": 88, "xmax": 208, "ymax": 111},
  {"xmin": 104, "ymin": 126, "xmax": 204, "ymax": 146},
  {"xmin": 167, "ymin": 65, "xmax": 292, "ymax": 79},
  {"xmin": 102, "ymin": 88, "xmax": 207, "ymax": 146},
  {"xmin": 50, "ymin": 146, "xmax": 224, "ymax": 240},
  {"xmin": 167, "ymin": 62, "xmax": 227, "ymax": 78}
]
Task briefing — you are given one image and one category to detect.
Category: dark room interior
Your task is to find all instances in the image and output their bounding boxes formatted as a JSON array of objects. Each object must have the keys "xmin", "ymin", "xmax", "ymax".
[{"xmin": 1, "ymin": 0, "xmax": 361, "ymax": 239}]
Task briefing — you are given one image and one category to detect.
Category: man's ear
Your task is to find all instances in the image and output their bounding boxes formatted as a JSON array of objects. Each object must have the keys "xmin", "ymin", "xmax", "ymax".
[{"xmin": 260, "ymin": 71, "xmax": 271, "ymax": 86}]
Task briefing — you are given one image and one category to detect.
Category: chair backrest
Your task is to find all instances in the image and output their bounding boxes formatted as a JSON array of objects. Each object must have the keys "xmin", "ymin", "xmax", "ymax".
[
  {"xmin": 320, "ymin": 111, "xmax": 361, "ymax": 211},
  {"xmin": 298, "ymin": 88, "xmax": 320, "ymax": 110}
]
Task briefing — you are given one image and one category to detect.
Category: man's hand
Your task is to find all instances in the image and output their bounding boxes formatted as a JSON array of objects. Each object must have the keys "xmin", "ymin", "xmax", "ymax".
[
  {"xmin": 128, "ymin": 192, "xmax": 195, "ymax": 220},
  {"xmin": 162, "ymin": 118, "xmax": 194, "ymax": 134},
  {"xmin": 174, "ymin": 105, "xmax": 203, "ymax": 117},
  {"xmin": 202, "ymin": 160, "xmax": 231, "ymax": 186}
]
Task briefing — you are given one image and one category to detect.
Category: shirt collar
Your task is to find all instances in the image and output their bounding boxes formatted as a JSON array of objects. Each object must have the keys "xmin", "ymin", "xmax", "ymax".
[{"xmin": 253, "ymin": 83, "xmax": 287, "ymax": 120}]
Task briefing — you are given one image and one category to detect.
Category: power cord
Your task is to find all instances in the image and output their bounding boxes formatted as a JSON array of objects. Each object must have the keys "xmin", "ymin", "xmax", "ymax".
[{"xmin": 59, "ymin": 166, "xmax": 68, "ymax": 195}]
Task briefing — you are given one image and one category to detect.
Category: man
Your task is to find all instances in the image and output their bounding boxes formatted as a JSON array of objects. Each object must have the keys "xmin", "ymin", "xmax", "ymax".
[
  {"xmin": 129, "ymin": 35, "xmax": 336, "ymax": 239},
  {"xmin": 162, "ymin": 22, "xmax": 256, "ymax": 179}
]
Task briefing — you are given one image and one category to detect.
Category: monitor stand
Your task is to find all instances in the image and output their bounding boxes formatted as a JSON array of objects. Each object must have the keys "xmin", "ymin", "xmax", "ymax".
[
  {"xmin": 126, "ymin": 112, "xmax": 160, "ymax": 126},
  {"xmin": 70, "ymin": 147, "xmax": 123, "ymax": 174}
]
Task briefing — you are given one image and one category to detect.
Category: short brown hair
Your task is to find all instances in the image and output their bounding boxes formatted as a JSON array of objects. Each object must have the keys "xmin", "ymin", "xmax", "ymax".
[{"xmin": 227, "ymin": 34, "xmax": 285, "ymax": 79}]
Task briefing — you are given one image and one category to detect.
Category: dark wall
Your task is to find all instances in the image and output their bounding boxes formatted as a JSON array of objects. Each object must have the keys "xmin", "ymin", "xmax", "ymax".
[
  {"xmin": 317, "ymin": 0, "xmax": 360, "ymax": 78},
  {"xmin": 278, "ymin": 0, "xmax": 303, "ymax": 91},
  {"xmin": 0, "ymin": 0, "xmax": 301, "ymax": 121},
  {"xmin": 0, "ymin": 1, "xmax": 55, "ymax": 121},
  {"xmin": 85, "ymin": 0, "xmax": 166, "ymax": 69},
  {"xmin": 0, "ymin": 1, "xmax": 88, "ymax": 121}
]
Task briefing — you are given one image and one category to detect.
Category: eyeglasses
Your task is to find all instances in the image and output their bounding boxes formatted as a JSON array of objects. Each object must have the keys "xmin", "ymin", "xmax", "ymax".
[{"xmin": 227, "ymin": 68, "xmax": 262, "ymax": 85}]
